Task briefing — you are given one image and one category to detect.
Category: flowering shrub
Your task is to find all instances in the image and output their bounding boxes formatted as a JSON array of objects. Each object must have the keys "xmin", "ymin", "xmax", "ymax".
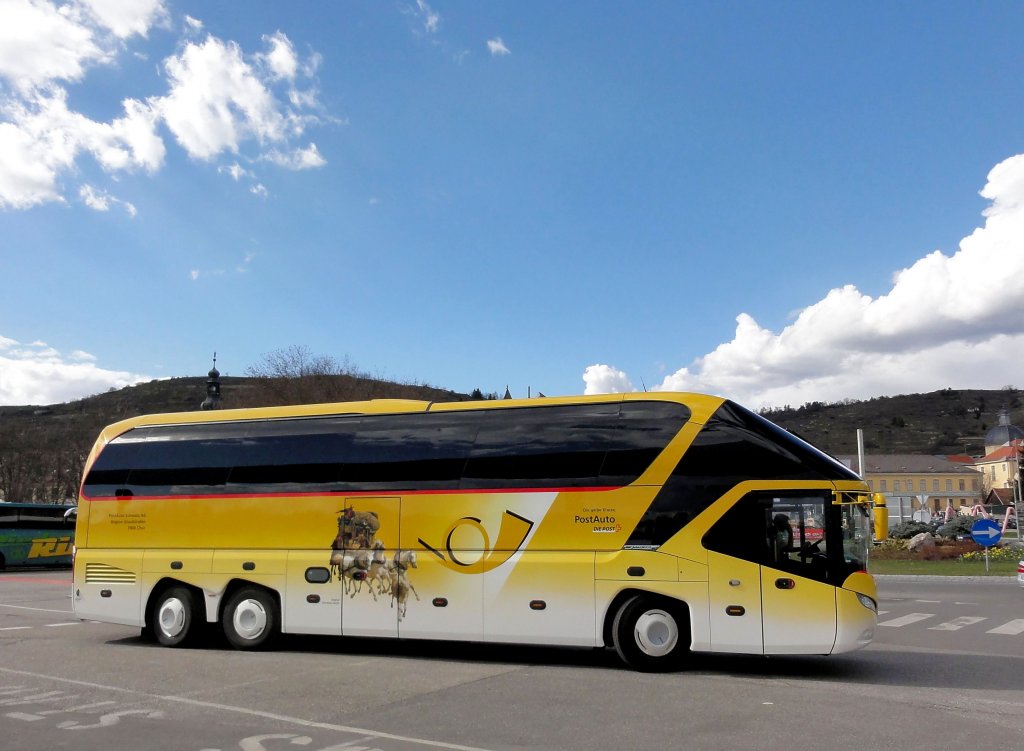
[
  {"xmin": 961, "ymin": 546, "xmax": 1021, "ymax": 562},
  {"xmin": 869, "ymin": 538, "xmax": 983, "ymax": 560}
]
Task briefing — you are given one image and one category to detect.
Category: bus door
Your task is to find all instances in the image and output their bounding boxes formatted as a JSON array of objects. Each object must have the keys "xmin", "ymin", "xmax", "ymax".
[
  {"xmin": 338, "ymin": 497, "xmax": 401, "ymax": 638},
  {"xmin": 759, "ymin": 494, "xmax": 837, "ymax": 654},
  {"xmin": 704, "ymin": 491, "xmax": 837, "ymax": 654}
]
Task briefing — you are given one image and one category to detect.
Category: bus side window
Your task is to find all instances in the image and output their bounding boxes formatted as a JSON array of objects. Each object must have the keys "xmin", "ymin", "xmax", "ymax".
[
  {"xmin": 763, "ymin": 496, "xmax": 828, "ymax": 577},
  {"xmin": 704, "ymin": 492, "xmax": 831, "ymax": 582}
]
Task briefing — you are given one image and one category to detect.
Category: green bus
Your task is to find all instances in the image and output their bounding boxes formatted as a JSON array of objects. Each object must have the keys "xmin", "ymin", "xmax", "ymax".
[{"xmin": 0, "ymin": 503, "xmax": 76, "ymax": 569}]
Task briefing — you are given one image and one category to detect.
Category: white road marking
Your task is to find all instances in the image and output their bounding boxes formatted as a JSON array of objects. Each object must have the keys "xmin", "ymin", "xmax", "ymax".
[
  {"xmin": 0, "ymin": 666, "xmax": 500, "ymax": 751},
  {"xmin": 0, "ymin": 604, "xmax": 74, "ymax": 614},
  {"xmin": 0, "ymin": 627, "xmax": 32, "ymax": 632},
  {"xmin": 0, "ymin": 690, "xmax": 66, "ymax": 706},
  {"xmin": 914, "ymin": 599, "xmax": 941, "ymax": 604},
  {"xmin": 877, "ymin": 610, "xmax": 889, "ymax": 616},
  {"xmin": 987, "ymin": 619, "xmax": 1024, "ymax": 635},
  {"xmin": 878, "ymin": 613, "xmax": 935, "ymax": 627},
  {"xmin": 6, "ymin": 700, "xmax": 119, "ymax": 722},
  {"xmin": 42, "ymin": 622, "xmax": 80, "ymax": 628},
  {"xmin": 928, "ymin": 616, "xmax": 987, "ymax": 631}
]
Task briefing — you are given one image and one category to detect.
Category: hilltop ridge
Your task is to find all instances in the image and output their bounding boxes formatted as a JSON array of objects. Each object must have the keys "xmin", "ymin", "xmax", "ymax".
[{"xmin": 761, "ymin": 387, "xmax": 1022, "ymax": 457}]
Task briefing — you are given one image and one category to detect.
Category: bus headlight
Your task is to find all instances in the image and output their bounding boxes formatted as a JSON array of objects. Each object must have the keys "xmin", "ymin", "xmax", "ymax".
[{"xmin": 856, "ymin": 593, "xmax": 877, "ymax": 613}]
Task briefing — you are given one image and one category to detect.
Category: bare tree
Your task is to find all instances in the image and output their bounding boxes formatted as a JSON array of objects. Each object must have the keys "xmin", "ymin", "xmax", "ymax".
[{"xmin": 244, "ymin": 345, "xmax": 365, "ymax": 406}]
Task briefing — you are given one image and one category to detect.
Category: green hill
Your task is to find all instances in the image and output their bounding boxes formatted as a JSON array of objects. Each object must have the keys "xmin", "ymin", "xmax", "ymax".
[{"xmin": 761, "ymin": 387, "xmax": 1023, "ymax": 456}]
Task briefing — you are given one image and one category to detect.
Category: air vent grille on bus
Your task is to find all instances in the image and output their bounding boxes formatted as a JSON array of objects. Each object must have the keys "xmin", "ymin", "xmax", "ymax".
[{"xmin": 84, "ymin": 563, "xmax": 137, "ymax": 584}]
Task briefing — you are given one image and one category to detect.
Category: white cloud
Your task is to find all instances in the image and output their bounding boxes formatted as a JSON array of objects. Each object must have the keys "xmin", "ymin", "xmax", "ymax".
[
  {"xmin": 250, "ymin": 183, "xmax": 268, "ymax": 197},
  {"xmin": 0, "ymin": 87, "xmax": 165, "ymax": 199},
  {"xmin": 79, "ymin": 184, "xmax": 109, "ymax": 210},
  {"xmin": 79, "ymin": 183, "xmax": 136, "ymax": 215},
  {"xmin": 585, "ymin": 152, "xmax": 1024, "ymax": 410},
  {"xmin": 80, "ymin": 0, "xmax": 168, "ymax": 40},
  {"xmin": 487, "ymin": 37, "xmax": 510, "ymax": 56},
  {"xmin": 0, "ymin": 337, "xmax": 150, "ymax": 405},
  {"xmin": 259, "ymin": 31, "xmax": 298, "ymax": 81},
  {"xmin": 156, "ymin": 36, "xmax": 286, "ymax": 160},
  {"xmin": 219, "ymin": 162, "xmax": 249, "ymax": 181},
  {"xmin": 188, "ymin": 267, "xmax": 225, "ymax": 280},
  {"xmin": 190, "ymin": 252, "xmax": 253, "ymax": 279},
  {"xmin": 582, "ymin": 364, "xmax": 634, "ymax": 395},
  {"xmin": 236, "ymin": 252, "xmax": 255, "ymax": 273},
  {"xmin": 0, "ymin": 5, "xmax": 326, "ymax": 209},
  {"xmin": 0, "ymin": 119, "xmax": 67, "ymax": 208},
  {"xmin": 263, "ymin": 142, "xmax": 325, "ymax": 170},
  {"xmin": 0, "ymin": 0, "xmax": 108, "ymax": 92},
  {"xmin": 414, "ymin": 0, "xmax": 439, "ymax": 33}
]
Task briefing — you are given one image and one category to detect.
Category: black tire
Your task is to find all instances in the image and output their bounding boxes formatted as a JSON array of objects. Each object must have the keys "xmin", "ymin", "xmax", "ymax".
[
  {"xmin": 222, "ymin": 586, "xmax": 278, "ymax": 650},
  {"xmin": 151, "ymin": 586, "xmax": 200, "ymax": 647},
  {"xmin": 0, "ymin": 552, "xmax": 6, "ymax": 571},
  {"xmin": 611, "ymin": 595, "xmax": 689, "ymax": 672}
]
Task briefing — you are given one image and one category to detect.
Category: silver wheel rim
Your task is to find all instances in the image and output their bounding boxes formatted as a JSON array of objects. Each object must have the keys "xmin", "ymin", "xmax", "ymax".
[
  {"xmin": 634, "ymin": 609, "xmax": 678, "ymax": 657},
  {"xmin": 232, "ymin": 599, "xmax": 267, "ymax": 641},
  {"xmin": 158, "ymin": 597, "xmax": 187, "ymax": 639}
]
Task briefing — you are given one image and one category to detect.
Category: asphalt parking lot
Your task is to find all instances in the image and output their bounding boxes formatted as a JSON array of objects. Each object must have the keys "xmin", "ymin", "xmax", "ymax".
[{"xmin": 2, "ymin": 570, "xmax": 1023, "ymax": 751}]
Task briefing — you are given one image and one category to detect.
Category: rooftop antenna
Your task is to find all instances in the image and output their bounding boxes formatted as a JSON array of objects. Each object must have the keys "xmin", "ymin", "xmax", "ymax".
[{"xmin": 640, "ymin": 377, "xmax": 648, "ymax": 393}]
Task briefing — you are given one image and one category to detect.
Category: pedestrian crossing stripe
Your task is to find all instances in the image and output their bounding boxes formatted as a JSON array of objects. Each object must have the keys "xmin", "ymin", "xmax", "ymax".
[
  {"xmin": 987, "ymin": 619, "xmax": 1024, "ymax": 635},
  {"xmin": 878, "ymin": 613, "xmax": 934, "ymax": 627},
  {"xmin": 877, "ymin": 612, "xmax": 1024, "ymax": 635},
  {"xmin": 928, "ymin": 616, "xmax": 986, "ymax": 631}
]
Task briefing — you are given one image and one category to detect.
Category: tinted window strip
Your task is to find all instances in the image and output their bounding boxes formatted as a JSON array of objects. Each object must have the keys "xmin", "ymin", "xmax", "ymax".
[{"xmin": 83, "ymin": 401, "xmax": 690, "ymax": 498}]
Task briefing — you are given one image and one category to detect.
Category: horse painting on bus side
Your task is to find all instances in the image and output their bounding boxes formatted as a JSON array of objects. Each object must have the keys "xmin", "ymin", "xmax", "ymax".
[{"xmin": 327, "ymin": 507, "xmax": 420, "ymax": 620}]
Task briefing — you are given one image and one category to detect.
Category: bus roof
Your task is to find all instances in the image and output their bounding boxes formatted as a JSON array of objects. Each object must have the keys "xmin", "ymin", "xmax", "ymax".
[{"xmin": 91, "ymin": 391, "xmax": 727, "ymax": 444}]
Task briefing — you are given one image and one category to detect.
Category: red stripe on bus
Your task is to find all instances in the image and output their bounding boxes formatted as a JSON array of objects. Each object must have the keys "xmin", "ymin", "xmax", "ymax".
[{"xmin": 81, "ymin": 485, "xmax": 625, "ymax": 502}]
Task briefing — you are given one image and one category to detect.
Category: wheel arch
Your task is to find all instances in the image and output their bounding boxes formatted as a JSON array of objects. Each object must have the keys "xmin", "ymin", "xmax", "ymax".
[{"xmin": 602, "ymin": 588, "xmax": 693, "ymax": 649}]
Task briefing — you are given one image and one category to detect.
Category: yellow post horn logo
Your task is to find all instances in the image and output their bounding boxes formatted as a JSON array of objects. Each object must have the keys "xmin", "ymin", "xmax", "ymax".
[{"xmin": 419, "ymin": 510, "xmax": 534, "ymax": 573}]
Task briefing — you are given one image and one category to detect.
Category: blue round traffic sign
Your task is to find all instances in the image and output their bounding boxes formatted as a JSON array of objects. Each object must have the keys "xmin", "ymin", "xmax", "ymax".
[{"xmin": 970, "ymin": 518, "xmax": 1002, "ymax": 547}]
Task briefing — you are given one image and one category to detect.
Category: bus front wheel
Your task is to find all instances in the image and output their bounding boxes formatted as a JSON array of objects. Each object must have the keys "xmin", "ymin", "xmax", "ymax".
[
  {"xmin": 222, "ymin": 586, "xmax": 278, "ymax": 650},
  {"xmin": 152, "ymin": 586, "xmax": 200, "ymax": 647},
  {"xmin": 612, "ymin": 595, "xmax": 689, "ymax": 672}
]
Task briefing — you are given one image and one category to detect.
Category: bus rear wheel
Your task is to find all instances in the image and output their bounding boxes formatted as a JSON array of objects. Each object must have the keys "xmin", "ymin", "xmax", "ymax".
[
  {"xmin": 152, "ymin": 586, "xmax": 200, "ymax": 647},
  {"xmin": 612, "ymin": 595, "xmax": 689, "ymax": 672},
  {"xmin": 222, "ymin": 586, "xmax": 278, "ymax": 650}
]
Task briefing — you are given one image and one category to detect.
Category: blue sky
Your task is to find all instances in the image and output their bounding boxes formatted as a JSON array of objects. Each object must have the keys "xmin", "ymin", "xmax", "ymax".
[{"xmin": 3, "ymin": 1, "xmax": 1024, "ymax": 409}]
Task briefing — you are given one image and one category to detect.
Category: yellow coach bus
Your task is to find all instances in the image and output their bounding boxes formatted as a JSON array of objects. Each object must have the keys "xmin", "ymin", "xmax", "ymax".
[{"xmin": 72, "ymin": 392, "xmax": 886, "ymax": 671}]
